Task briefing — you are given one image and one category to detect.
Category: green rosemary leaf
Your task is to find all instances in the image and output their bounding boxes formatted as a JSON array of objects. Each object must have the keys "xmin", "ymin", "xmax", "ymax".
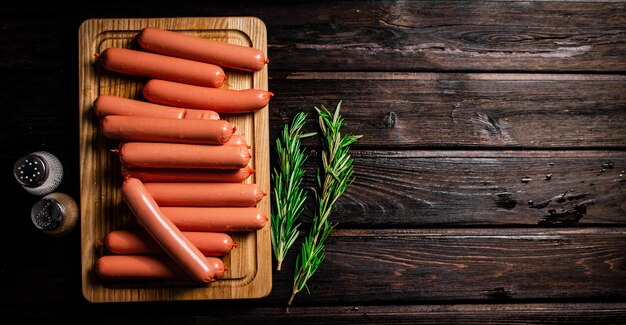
[
  {"xmin": 288, "ymin": 101, "xmax": 361, "ymax": 306},
  {"xmin": 271, "ymin": 112, "xmax": 314, "ymax": 271}
]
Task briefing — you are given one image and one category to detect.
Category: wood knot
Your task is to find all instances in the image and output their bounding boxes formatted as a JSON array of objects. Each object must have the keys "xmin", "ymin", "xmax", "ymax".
[
  {"xmin": 384, "ymin": 112, "xmax": 396, "ymax": 128},
  {"xmin": 474, "ymin": 112, "xmax": 501, "ymax": 135},
  {"xmin": 495, "ymin": 192, "xmax": 517, "ymax": 210}
]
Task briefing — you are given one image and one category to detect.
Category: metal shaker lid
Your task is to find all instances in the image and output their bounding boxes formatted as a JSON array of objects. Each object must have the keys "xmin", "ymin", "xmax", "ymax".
[
  {"xmin": 13, "ymin": 151, "xmax": 63, "ymax": 196},
  {"xmin": 31, "ymin": 198, "xmax": 64, "ymax": 231},
  {"xmin": 14, "ymin": 154, "xmax": 48, "ymax": 187}
]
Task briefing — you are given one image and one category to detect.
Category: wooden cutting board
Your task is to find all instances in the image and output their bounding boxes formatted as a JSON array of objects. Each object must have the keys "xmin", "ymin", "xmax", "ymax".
[{"xmin": 78, "ymin": 17, "xmax": 271, "ymax": 302}]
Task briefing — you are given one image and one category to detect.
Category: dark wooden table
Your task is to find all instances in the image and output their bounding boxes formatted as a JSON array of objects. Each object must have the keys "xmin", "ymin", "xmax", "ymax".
[{"xmin": 2, "ymin": 1, "xmax": 625, "ymax": 323}]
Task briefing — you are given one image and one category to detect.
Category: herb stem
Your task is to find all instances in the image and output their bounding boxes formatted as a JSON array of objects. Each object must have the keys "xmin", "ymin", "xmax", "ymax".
[
  {"xmin": 288, "ymin": 101, "xmax": 361, "ymax": 306},
  {"xmin": 270, "ymin": 112, "xmax": 315, "ymax": 271}
]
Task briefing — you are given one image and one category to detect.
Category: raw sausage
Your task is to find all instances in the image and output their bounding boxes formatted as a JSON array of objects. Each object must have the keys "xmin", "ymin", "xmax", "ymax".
[
  {"xmin": 207, "ymin": 257, "xmax": 227, "ymax": 278},
  {"xmin": 102, "ymin": 115, "xmax": 234, "ymax": 145},
  {"xmin": 121, "ymin": 165, "xmax": 254, "ymax": 183},
  {"xmin": 121, "ymin": 177, "xmax": 214, "ymax": 283},
  {"xmin": 142, "ymin": 79, "xmax": 273, "ymax": 113},
  {"xmin": 99, "ymin": 47, "xmax": 226, "ymax": 88},
  {"xmin": 95, "ymin": 255, "xmax": 226, "ymax": 280},
  {"xmin": 105, "ymin": 230, "xmax": 236, "ymax": 256},
  {"xmin": 122, "ymin": 177, "xmax": 215, "ymax": 282},
  {"xmin": 137, "ymin": 27, "xmax": 268, "ymax": 72},
  {"xmin": 225, "ymin": 134, "xmax": 250, "ymax": 148},
  {"xmin": 144, "ymin": 183, "xmax": 265, "ymax": 207},
  {"xmin": 118, "ymin": 142, "xmax": 251, "ymax": 169},
  {"xmin": 161, "ymin": 207, "xmax": 268, "ymax": 232},
  {"xmin": 93, "ymin": 95, "xmax": 220, "ymax": 120}
]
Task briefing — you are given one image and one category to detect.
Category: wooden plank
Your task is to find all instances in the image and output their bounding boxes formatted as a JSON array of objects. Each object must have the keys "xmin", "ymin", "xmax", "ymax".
[
  {"xmin": 296, "ymin": 150, "xmax": 626, "ymax": 227},
  {"xmin": 5, "ymin": 303, "xmax": 626, "ymax": 324},
  {"xmin": 263, "ymin": 1, "xmax": 626, "ymax": 72},
  {"xmin": 268, "ymin": 228, "xmax": 626, "ymax": 304},
  {"xmin": 155, "ymin": 303, "xmax": 626, "ymax": 324},
  {"xmin": 3, "ymin": 1, "xmax": 626, "ymax": 72},
  {"xmin": 269, "ymin": 72, "xmax": 626, "ymax": 148},
  {"xmin": 3, "ymin": 229, "xmax": 625, "ymax": 305},
  {"xmin": 78, "ymin": 17, "xmax": 271, "ymax": 302}
]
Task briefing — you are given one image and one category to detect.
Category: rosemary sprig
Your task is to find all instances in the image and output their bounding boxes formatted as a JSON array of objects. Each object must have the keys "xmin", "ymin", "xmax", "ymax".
[
  {"xmin": 288, "ymin": 101, "xmax": 361, "ymax": 306},
  {"xmin": 271, "ymin": 112, "xmax": 316, "ymax": 271}
]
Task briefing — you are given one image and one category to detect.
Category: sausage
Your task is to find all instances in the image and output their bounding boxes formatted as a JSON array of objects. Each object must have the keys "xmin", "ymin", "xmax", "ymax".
[
  {"xmin": 95, "ymin": 255, "xmax": 226, "ymax": 281},
  {"xmin": 121, "ymin": 177, "xmax": 214, "ymax": 283},
  {"xmin": 119, "ymin": 142, "xmax": 251, "ymax": 169},
  {"xmin": 121, "ymin": 165, "xmax": 254, "ymax": 183},
  {"xmin": 99, "ymin": 47, "xmax": 226, "ymax": 88},
  {"xmin": 144, "ymin": 183, "xmax": 265, "ymax": 207},
  {"xmin": 142, "ymin": 79, "xmax": 273, "ymax": 113},
  {"xmin": 105, "ymin": 230, "xmax": 236, "ymax": 256},
  {"xmin": 207, "ymin": 257, "xmax": 227, "ymax": 278},
  {"xmin": 146, "ymin": 183, "xmax": 265, "ymax": 207},
  {"xmin": 101, "ymin": 115, "xmax": 234, "ymax": 145},
  {"xmin": 225, "ymin": 134, "xmax": 250, "ymax": 148},
  {"xmin": 137, "ymin": 27, "xmax": 268, "ymax": 72},
  {"xmin": 93, "ymin": 95, "xmax": 220, "ymax": 120},
  {"xmin": 161, "ymin": 207, "xmax": 268, "ymax": 231}
]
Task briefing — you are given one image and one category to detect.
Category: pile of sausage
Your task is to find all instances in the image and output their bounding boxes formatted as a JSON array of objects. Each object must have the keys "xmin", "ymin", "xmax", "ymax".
[{"xmin": 93, "ymin": 27, "xmax": 270, "ymax": 284}]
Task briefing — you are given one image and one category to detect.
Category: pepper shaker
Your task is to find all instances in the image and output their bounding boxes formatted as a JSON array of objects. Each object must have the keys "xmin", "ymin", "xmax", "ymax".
[{"xmin": 30, "ymin": 192, "xmax": 78, "ymax": 237}]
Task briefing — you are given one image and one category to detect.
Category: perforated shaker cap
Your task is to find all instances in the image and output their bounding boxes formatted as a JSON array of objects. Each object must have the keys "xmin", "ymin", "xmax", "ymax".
[
  {"xmin": 31, "ymin": 198, "xmax": 64, "ymax": 231},
  {"xmin": 30, "ymin": 192, "xmax": 78, "ymax": 237},
  {"xmin": 13, "ymin": 151, "xmax": 63, "ymax": 195}
]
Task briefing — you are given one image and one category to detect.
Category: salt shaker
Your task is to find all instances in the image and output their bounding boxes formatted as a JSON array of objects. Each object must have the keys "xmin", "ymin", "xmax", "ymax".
[{"xmin": 13, "ymin": 151, "xmax": 64, "ymax": 195}]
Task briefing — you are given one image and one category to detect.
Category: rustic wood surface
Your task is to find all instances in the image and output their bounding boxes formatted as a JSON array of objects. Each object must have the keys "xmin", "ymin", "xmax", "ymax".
[
  {"xmin": 1, "ymin": 0, "xmax": 625, "ymax": 323},
  {"xmin": 269, "ymin": 73, "xmax": 626, "ymax": 148}
]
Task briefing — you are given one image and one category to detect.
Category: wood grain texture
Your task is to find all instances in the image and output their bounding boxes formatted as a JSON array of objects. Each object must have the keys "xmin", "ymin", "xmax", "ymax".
[
  {"xmin": 5, "ymin": 303, "xmax": 626, "ymax": 324},
  {"xmin": 78, "ymin": 17, "xmax": 271, "ymax": 302},
  {"xmin": 269, "ymin": 72, "xmax": 626, "ymax": 149},
  {"xmin": 264, "ymin": 1, "xmax": 626, "ymax": 72},
  {"xmin": 149, "ymin": 303, "xmax": 626, "ymax": 325},
  {"xmin": 267, "ymin": 228, "xmax": 626, "ymax": 304},
  {"xmin": 3, "ymin": 1, "xmax": 625, "ymax": 72},
  {"xmin": 3, "ymin": 228, "xmax": 625, "ymax": 306},
  {"xmin": 0, "ymin": 0, "xmax": 624, "ymax": 321},
  {"xmin": 298, "ymin": 150, "xmax": 626, "ymax": 227}
]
